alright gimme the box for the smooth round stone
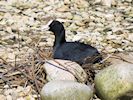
[65,12,73,20]
[0,95,6,100]
[125,0,132,2]
[68,23,78,31]
[95,62,133,100]
[41,81,93,100]
[81,12,89,19]
[44,59,87,83]
[128,33,133,42]
[57,5,69,12]
[73,15,82,21]
[105,13,114,21]
[101,0,113,7]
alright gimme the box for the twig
[31,55,41,100]
[111,55,133,64]
[0,56,14,68]
[100,54,113,63]
[17,31,21,51]
[0,74,11,88]
[17,69,33,80]
[45,60,69,72]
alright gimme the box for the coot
[48,20,102,65]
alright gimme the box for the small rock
[101,0,113,7]
[105,13,114,21]
[96,23,104,27]
[46,38,54,46]
[57,5,69,12]
[73,15,82,21]
[65,12,73,20]
[128,33,133,42]
[95,62,133,100]
[105,45,116,53]
[89,16,95,21]
[77,27,84,32]
[68,23,78,31]
[64,0,71,4]
[81,12,89,19]
[106,34,117,40]
[4,89,13,96]
[0,95,6,100]
[41,81,93,100]
[8,53,15,61]
[6,95,12,100]
[117,48,124,52]
[76,0,89,8]
[75,21,84,26]
[94,0,102,4]
[125,0,132,2]
[72,34,83,41]
[89,22,96,27]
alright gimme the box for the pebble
[128,33,133,42]
[81,12,89,19]
[0,95,6,100]
[65,12,73,20]
[94,0,102,4]
[89,22,96,27]
[105,13,114,21]
[64,0,71,4]
[73,15,82,21]
[68,23,78,31]
[57,5,69,12]
[6,95,12,100]
[125,0,132,2]
[101,0,112,7]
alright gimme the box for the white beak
[41,20,53,31]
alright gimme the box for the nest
[0,44,110,99]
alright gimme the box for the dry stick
[0,57,14,69]
[99,53,133,64]
[14,55,17,69]
[45,60,69,72]
[111,55,133,64]
[33,38,45,92]
[23,36,40,52]
[22,36,45,95]
[34,63,43,77]
[31,55,41,100]
[0,56,30,78]
[0,57,17,87]
[0,56,34,84]
[24,80,28,88]
[100,54,113,63]
[0,74,12,88]
[54,60,72,71]
[17,31,21,51]
[36,37,42,47]
[34,58,46,81]
[17,68,33,80]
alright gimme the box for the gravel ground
[0,0,133,100]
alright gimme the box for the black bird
[48,20,102,65]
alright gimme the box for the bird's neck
[54,30,66,48]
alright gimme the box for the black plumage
[49,20,102,65]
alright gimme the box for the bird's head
[49,20,65,34]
